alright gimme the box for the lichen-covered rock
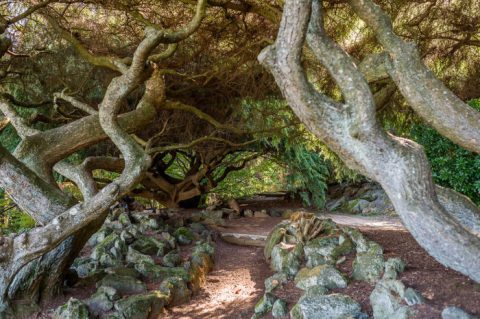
[163,251,182,267]
[442,307,476,319]
[159,277,192,306]
[88,227,113,247]
[193,242,215,256]
[264,223,287,260]
[114,292,167,319]
[188,248,215,292]
[304,237,338,267]
[71,257,99,278]
[272,299,289,318]
[85,286,119,315]
[126,246,155,266]
[294,265,347,290]
[53,298,90,319]
[98,274,147,295]
[174,227,195,245]
[130,236,167,256]
[91,233,126,267]
[352,243,385,283]
[290,291,362,319]
[342,227,369,252]
[104,266,140,278]
[253,293,277,318]
[331,235,354,260]
[383,258,406,280]
[135,262,190,281]
[370,279,411,319]
[270,243,301,277]
[265,273,288,293]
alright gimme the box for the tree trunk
[259,0,480,282]
[5,214,106,316]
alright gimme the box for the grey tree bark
[259,0,480,283]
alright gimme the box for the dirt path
[164,215,480,319]
[163,235,273,319]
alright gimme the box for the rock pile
[253,213,424,319]
[53,208,216,319]
[326,182,395,216]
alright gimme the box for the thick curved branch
[0,146,74,225]
[349,0,480,154]
[147,135,257,154]
[0,99,39,139]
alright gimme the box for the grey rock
[130,236,166,256]
[290,291,362,319]
[53,298,90,319]
[114,292,167,319]
[294,265,347,290]
[272,299,289,318]
[254,293,277,316]
[135,262,190,281]
[264,223,288,260]
[163,251,182,267]
[98,274,147,295]
[85,286,119,315]
[174,227,195,245]
[270,243,301,277]
[159,277,192,306]
[265,273,288,293]
[442,307,476,319]
[404,288,424,306]
[384,258,406,280]
[126,247,155,266]
[304,237,339,267]
[342,227,369,252]
[71,257,99,278]
[370,279,410,319]
[352,243,385,283]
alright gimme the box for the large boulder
[270,243,302,277]
[53,298,90,319]
[370,279,411,319]
[294,265,348,290]
[98,274,147,295]
[114,292,168,319]
[290,290,363,319]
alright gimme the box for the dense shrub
[410,99,480,204]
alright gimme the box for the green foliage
[0,190,35,234]
[212,157,285,200]
[410,100,480,204]
[271,141,329,208]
